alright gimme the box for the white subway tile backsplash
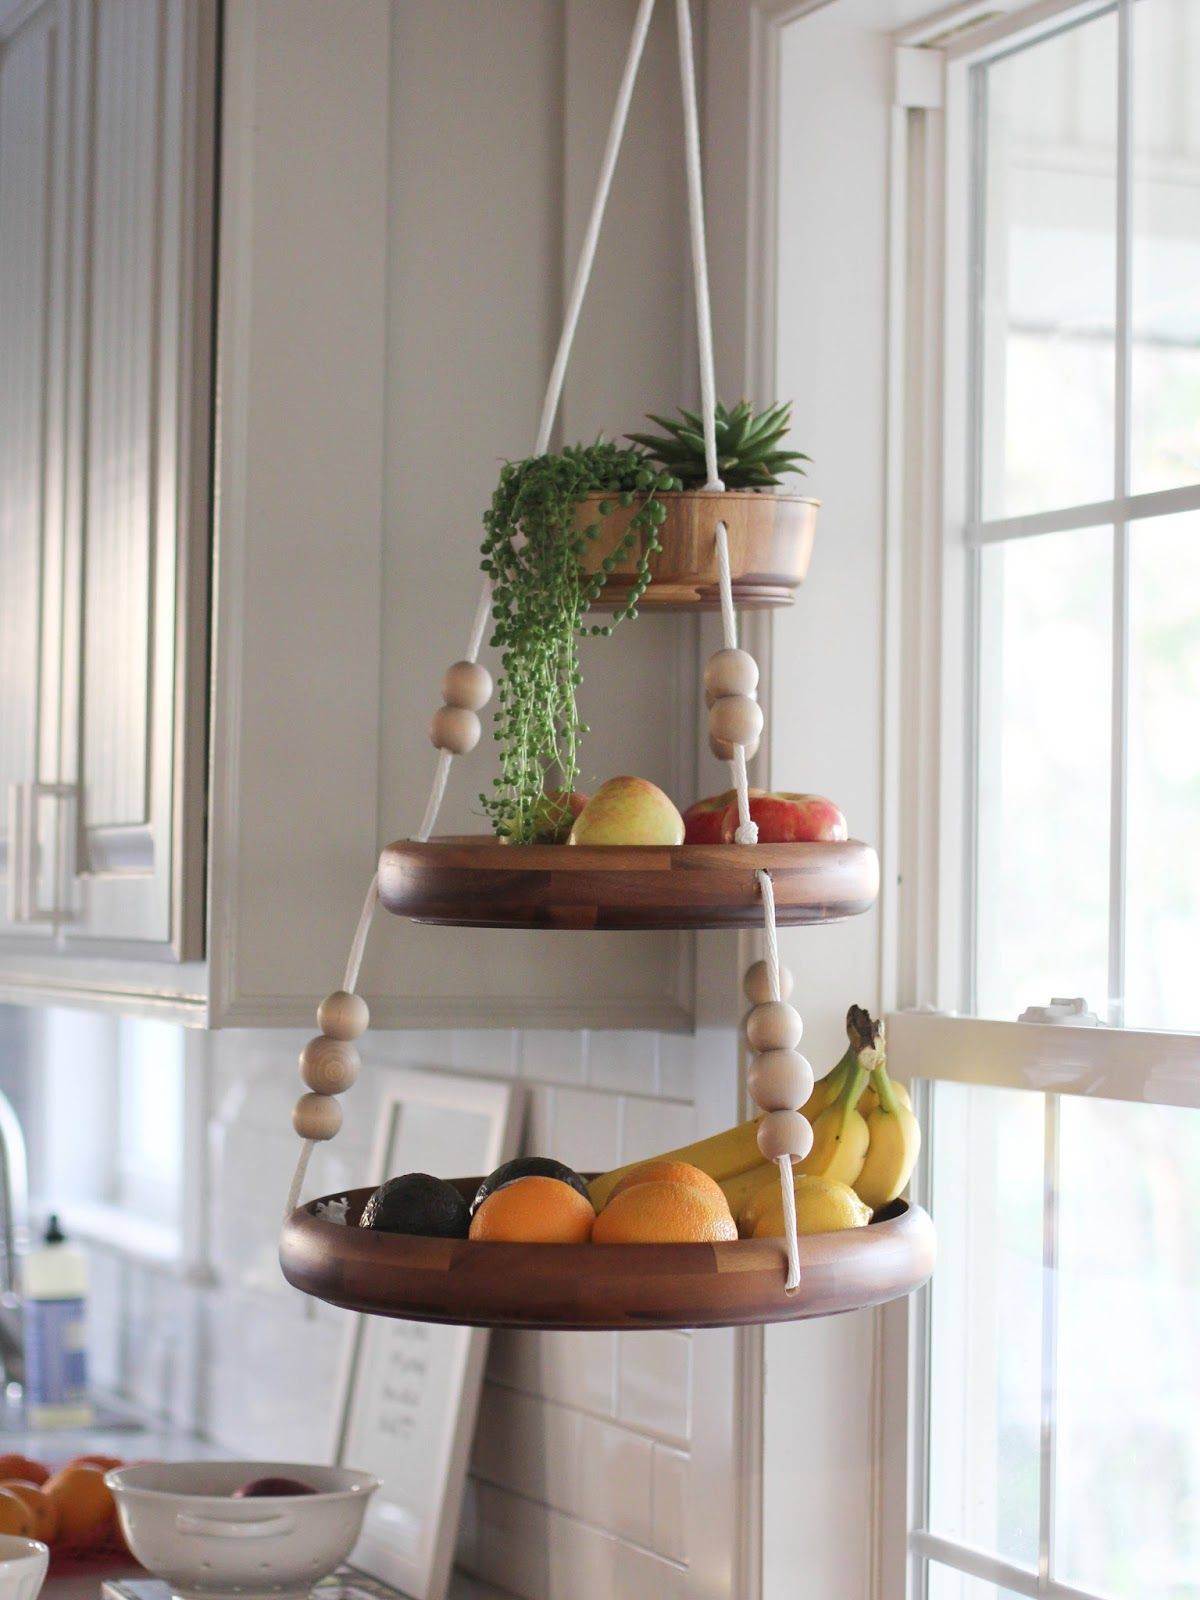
[616,1333,692,1446]
[619,1096,695,1163]
[651,1445,688,1563]
[585,1031,657,1094]
[550,1088,622,1173]
[518,1030,586,1085]
[486,1329,617,1419]
[656,1034,696,1102]
[450,1031,521,1077]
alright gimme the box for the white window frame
[876,2,1200,1597]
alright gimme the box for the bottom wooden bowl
[279,1181,935,1331]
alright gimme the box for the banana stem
[835,1056,870,1139]
[867,1022,903,1116]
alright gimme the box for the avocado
[471,1157,589,1215]
[359,1173,470,1238]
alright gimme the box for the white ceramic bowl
[106,1462,379,1600]
[0,1536,49,1600]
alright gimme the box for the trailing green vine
[479,442,680,844]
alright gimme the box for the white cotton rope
[284,0,657,1220]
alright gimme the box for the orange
[0,1487,34,1538]
[65,1454,122,1474]
[592,1180,737,1244]
[607,1160,727,1208]
[0,1455,48,1487]
[0,1481,58,1544]
[469,1176,594,1243]
[43,1464,115,1552]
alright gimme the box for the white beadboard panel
[586,1031,658,1095]
[518,1030,587,1087]
[616,1332,693,1447]
[463,1480,686,1600]
[619,1095,696,1163]
[471,1384,655,1552]
[651,1445,688,1565]
[550,1086,623,1174]
[486,1328,618,1421]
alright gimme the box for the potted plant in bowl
[579,400,817,610]
[479,440,680,845]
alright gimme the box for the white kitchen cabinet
[0,0,214,969]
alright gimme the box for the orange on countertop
[469,1175,595,1243]
[592,1180,737,1244]
[0,1480,58,1544]
[607,1159,728,1208]
[0,1486,35,1538]
[43,1463,115,1552]
[0,1455,48,1487]
[64,1454,123,1474]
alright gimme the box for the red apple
[719,792,847,844]
[682,787,764,845]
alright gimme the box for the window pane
[1054,1097,1200,1595]
[927,1083,1044,1571]
[1125,511,1200,1029]
[927,1563,1027,1600]
[1131,0,1200,494]
[979,11,1118,519]
[975,528,1112,1021]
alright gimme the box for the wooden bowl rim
[382,835,875,872]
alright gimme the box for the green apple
[567,776,685,846]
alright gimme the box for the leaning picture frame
[330,1067,520,1600]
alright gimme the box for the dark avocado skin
[359,1172,471,1237]
[471,1156,589,1215]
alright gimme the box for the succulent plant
[627,399,809,490]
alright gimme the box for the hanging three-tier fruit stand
[278,0,934,1332]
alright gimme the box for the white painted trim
[968,481,1200,544]
[909,1529,1099,1599]
[887,1010,1200,1109]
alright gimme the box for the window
[884,3,1200,1598]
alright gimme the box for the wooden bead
[747,1049,814,1112]
[430,704,481,754]
[709,694,763,749]
[757,1108,814,1162]
[745,1000,804,1053]
[317,989,370,1040]
[710,729,760,762]
[704,647,759,700]
[300,1035,360,1095]
[442,660,493,711]
[743,959,794,1004]
[293,1092,343,1141]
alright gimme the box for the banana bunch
[587,1004,918,1235]
[798,1006,920,1210]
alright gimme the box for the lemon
[744,1173,871,1238]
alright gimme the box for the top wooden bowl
[279,1183,936,1331]
[577,489,818,609]
[377,836,879,931]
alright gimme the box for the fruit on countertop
[472,1157,590,1215]
[1,1480,59,1543]
[44,1463,116,1552]
[0,1486,34,1538]
[0,1456,49,1487]
[567,777,685,846]
[682,787,763,845]
[588,1114,762,1211]
[469,1176,596,1243]
[592,1181,737,1244]
[607,1160,727,1208]
[740,1174,871,1240]
[720,792,847,844]
[232,1477,317,1498]
[359,1173,471,1238]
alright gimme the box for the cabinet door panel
[59,0,214,956]
[0,0,69,941]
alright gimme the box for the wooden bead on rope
[710,728,760,762]
[748,1049,815,1113]
[300,1035,360,1095]
[709,694,763,749]
[704,647,759,700]
[743,959,794,1004]
[442,660,493,711]
[317,989,369,1041]
[293,1092,343,1141]
[757,1107,814,1162]
[744,999,803,1053]
[430,704,481,754]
